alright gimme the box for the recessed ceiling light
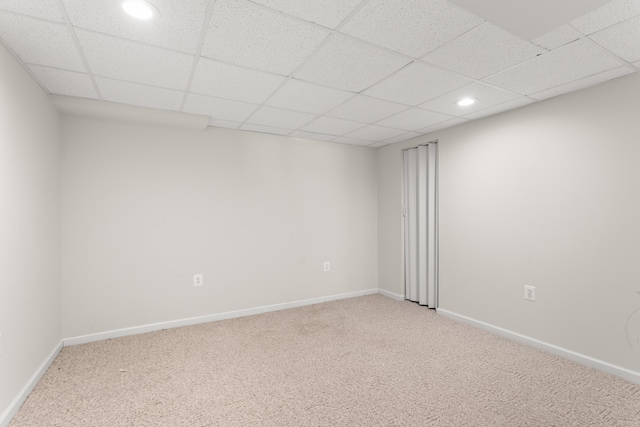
[456,97,477,107]
[122,0,159,20]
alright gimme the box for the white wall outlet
[194,274,203,287]
[524,285,536,301]
[323,261,330,272]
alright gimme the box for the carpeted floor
[11,295,640,426]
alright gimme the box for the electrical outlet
[194,274,203,287]
[323,261,330,272]
[524,285,536,301]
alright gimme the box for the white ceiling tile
[448,0,611,41]
[240,123,292,136]
[247,106,315,129]
[208,118,241,129]
[28,65,97,99]
[294,35,410,92]
[266,79,354,114]
[529,66,635,100]
[419,83,520,117]
[77,30,193,90]
[96,77,184,111]
[376,108,453,131]
[589,16,640,62]
[183,93,258,122]
[417,117,468,134]
[368,142,386,148]
[571,0,640,35]
[383,132,422,144]
[191,58,285,104]
[249,0,362,29]
[62,0,208,53]
[423,23,545,79]
[634,60,640,67]
[0,13,84,71]
[532,25,583,50]
[289,130,336,142]
[326,95,408,123]
[340,0,484,58]
[344,125,408,141]
[363,62,472,106]
[462,97,534,120]
[332,137,371,146]
[484,39,624,95]
[301,116,365,135]
[0,0,63,21]
[201,0,329,75]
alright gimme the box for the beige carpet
[11,295,640,426]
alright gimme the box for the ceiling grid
[0,0,637,147]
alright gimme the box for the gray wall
[377,74,640,372]
[61,118,379,338]
[0,45,62,416]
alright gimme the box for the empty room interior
[1,0,640,425]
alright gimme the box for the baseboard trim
[436,308,640,385]
[378,289,405,301]
[0,340,63,427]
[64,289,379,346]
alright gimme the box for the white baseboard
[378,289,405,301]
[64,288,379,346]
[0,340,63,427]
[437,308,640,385]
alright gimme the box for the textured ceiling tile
[301,116,365,135]
[529,66,635,100]
[532,25,583,50]
[417,117,468,134]
[240,123,292,136]
[462,97,534,120]
[289,130,336,141]
[419,83,520,116]
[383,132,422,144]
[247,106,316,129]
[340,0,484,58]
[363,62,472,106]
[368,142,386,148]
[344,124,407,141]
[0,13,84,71]
[0,0,63,21]
[376,108,453,131]
[183,93,258,122]
[294,35,410,92]
[28,65,97,99]
[325,95,407,123]
[588,16,640,62]
[201,0,329,75]
[571,0,640,35]
[423,23,545,79]
[208,118,241,129]
[62,0,208,53]
[484,39,624,95]
[77,31,192,90]
[249,0,362,29]
[96,77,184,111]
[266,79,354,114]
[190,58,285,104]
[332,137,371,146]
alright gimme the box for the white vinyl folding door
[403,143,438,308]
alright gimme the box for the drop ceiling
[0,0,638,148]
